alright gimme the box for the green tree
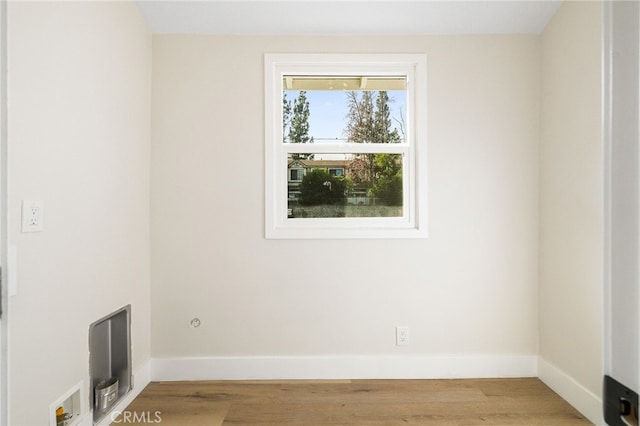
[283,92,292,143]
[370,153,402,206]
[299,169,347,206]
[345,91,375,144]
[374,91,391,143]
[344,91,400,191]
[371,93,402,204]
[345,91,376,187]
[289,91,314,160]
[374,91,401,144]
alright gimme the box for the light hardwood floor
[119,378,592,425]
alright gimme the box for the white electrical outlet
[22,200,44,233]
[396,326,410,346]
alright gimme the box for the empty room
[0,0,638,425]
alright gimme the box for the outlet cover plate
[396,326,410,346]
[22,200,44,233]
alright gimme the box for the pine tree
[288,91,314,160]
[374,91,391,143]
[283,92,292,143]
[373,91,400,144]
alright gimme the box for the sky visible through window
[284,90,406,143]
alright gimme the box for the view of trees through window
[284,81,407,219]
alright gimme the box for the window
[265,54,427,239]
[289,168,304,182]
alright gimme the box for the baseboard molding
[151,354,537,381]
[93,360,151,426]
[538,357,603,425]
[125,356,604,425]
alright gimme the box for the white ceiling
[134,1,563,35]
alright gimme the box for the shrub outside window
[265,54,427,239]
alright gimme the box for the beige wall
[151,35,540,359]
[539,0,603,399]
[7,2,152,425]
[3,1,607,423]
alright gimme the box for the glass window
[265,54,427,239]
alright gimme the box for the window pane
[287,153,403,219]
[266,54,427,238]
[283,76,407,145]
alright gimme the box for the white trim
[92,356,608,426]
[265,53,428,239]
[150,355,537,382]
[538,358,603,426]
[141,356,606,424]
[602,0,613,378]
[0,0,8,423]
[93,360,152,426]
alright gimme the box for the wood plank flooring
[119,379,592,425]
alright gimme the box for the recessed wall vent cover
[89,305,131,424]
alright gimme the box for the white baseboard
[538,357,603,425]
[93,360,151,426]
[151,354,537,381]
[131,356,603,425]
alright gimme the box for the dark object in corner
[604,375,638,426]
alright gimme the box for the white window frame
[265,53,428,239]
